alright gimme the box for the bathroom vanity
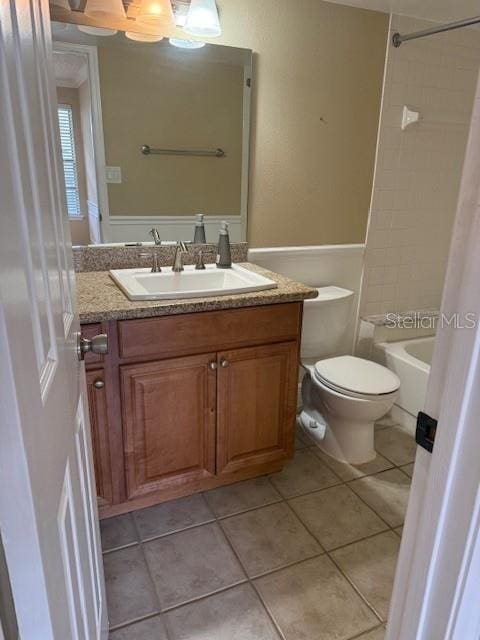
[77,264,316,518]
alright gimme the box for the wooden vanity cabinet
[121,354,217,500]
[216,342,298,475]
[85,369,113,508]
[81,302,302,518]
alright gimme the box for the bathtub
[373,336,435,431]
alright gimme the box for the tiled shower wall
[360,15,480,317]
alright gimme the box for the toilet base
[317,415,377,465]
[299,408,376,465]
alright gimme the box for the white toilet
[299,286,400,465]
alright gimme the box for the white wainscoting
[107,215,244,244]
[248,244,365,356]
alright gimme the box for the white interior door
[387,66,480,639]
[0,1,107,638]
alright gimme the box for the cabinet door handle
[93,379,105,389]
[220,358,229,368]
[209,361,218,370]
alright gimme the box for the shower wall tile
[361,16,480,318]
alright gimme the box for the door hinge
[246,77,251,88]
[416,411,437,453]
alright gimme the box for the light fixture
[78,25,118,36]
[137,0,175,27]
[183,0,221,37]
[169,37,205,49]
[171,0,189,26]
[84,0,126,20]
[126,31,164,42]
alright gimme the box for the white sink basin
[110,263,278,301]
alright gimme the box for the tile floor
[104,420,415,640]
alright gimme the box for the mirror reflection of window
[58,104,81,217]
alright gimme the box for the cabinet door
[121,354,217,499]
[217,341,299,475]
[85,369,113,506]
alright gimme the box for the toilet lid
[314,356,400,396]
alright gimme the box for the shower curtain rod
[392,15,480,47]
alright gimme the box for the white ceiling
[325,0,480,23]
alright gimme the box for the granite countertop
[76,262,318,323]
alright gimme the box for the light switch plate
[105,166,122,183]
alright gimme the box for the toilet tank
[301,286,355,361]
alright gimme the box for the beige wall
[211,0,389,246]
[98,45,244,216]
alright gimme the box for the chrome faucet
[172,241,189,272]
[149,228,161,245]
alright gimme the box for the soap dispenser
[193,213,206,244]
[216,221,232,268]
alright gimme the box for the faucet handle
[195,247,215,270]
[139,251,161,273]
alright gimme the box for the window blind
[57,104,81,217]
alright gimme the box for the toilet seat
[313,355,400,399]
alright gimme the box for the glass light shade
[84,0,126,19]
[137,0,174,27]
[78,25,118,36]
[172,0,189,26]
[126,31,164,42]
[183,0,221,37]
[169,38,205,49]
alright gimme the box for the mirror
[51,22,252,246]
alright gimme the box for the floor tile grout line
[102,459,409,557]
[101,426,412,554]
[289,435,412,532]
[105,477,407,630]
[104,425,413,635]
[326,550,385,624]
[326,527,399,555]
[212,458,402,604]
[126,454,408,609]
[347,622,386,640]
[346,473,410,531]
[247,550,325,581]
[102,540,139,555]
[132,513,171,639]
[249,581,287,640]
[281,499,385,625]
[341,481,401,532]
[135,517,217,545]
[159,577,249,614]
[108,610,163,633]
[208,496,284,521]
[107,500,378,631]
[213,520,287,640]
[139,521,249,618]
